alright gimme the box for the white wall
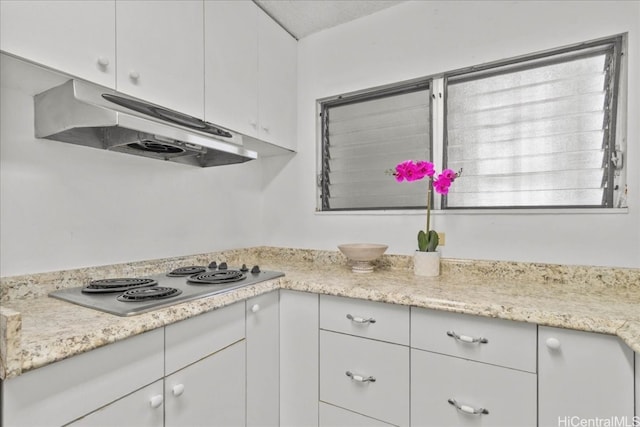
[0,55,266,276]
[263,0,640,268]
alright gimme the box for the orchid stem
[426,179,432,234]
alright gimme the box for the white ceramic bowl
[338,243,388,273]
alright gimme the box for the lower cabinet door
[246,291,280,427]
[70,380,164,427]
[320,330,410,427]
[165,339,246,427]
[320,402,397,427]
[411,349,536,427]
[538,326,634,427]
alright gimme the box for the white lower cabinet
[246,291,280,427]
[411,349,536,427]
[320,330,410,427]
[320,402,396,427]
[165,340,246,426]
[70,380,164,427]
[2,328,164,427]
[280,290,320,427]
[538,326,635,427]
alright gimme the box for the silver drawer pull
[345,371,376,383]
[448,398,489,415]
[346,314,376,324]
[447,330,488,344]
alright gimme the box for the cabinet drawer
[320,330,409,427]
[165,302,245,375]
[320,295,409,345]
[411,349,537,427]
[411,308,536,372]
[320,402,396,427]
[2,328,164,427]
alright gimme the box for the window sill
[314,208,629,216]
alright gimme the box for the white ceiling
[253,0,406,40]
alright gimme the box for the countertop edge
[2,262,639,380]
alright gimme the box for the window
[318,34,626,211]
[319,81,431,210]
[444,36,624,208]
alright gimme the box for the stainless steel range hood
[34,79,257,167]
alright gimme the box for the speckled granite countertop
[1,247,639,380]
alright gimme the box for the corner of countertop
[0,305,22,380]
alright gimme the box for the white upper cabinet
[257,7,297,151]
[0,0,116,88]
[115,0,204,118]
[204,1,297,151]
[204,0,259,137]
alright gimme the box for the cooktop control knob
[219,262,228,270]
[251,265,261,274]
[240,264,249,272]
[208,261,217,270]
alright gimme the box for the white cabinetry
[320,330,410,427]
[115,0,204,117]
[411,307,537,427]
[319,295,410,427]
[538,326,635,427]
[256,7,297,151]
[0,0,116,88]
[164,302,246,426]
[165,341,245,426]
[204,0,258,138]
[319,402,396,427]
[204,0,297,151]
[320,294,410,345]
[2,328,164,426]
[280,290,319,427]
[246,291,280,427]
[70,380,164,427]
[411,349,536,427]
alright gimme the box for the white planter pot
[414,251,440,277]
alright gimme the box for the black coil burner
[187,270,246,285]
[167,266,207,277]
[82,278,158,293]
[117,287,182,302]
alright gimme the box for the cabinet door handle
[129,70,140,81]
[345,371,376,383]
[251,304,260,313]
[149,394,163,408]
[447,330,488,344]
[448,398,489,415]
[545,337,561,350]
[346,314,376,324]
[172,384,185,397]
[97,56,110,67]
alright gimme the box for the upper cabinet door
[204,0,259,137]
[0,0,116,88]
[258,8,297,151]
[115,0,204,118]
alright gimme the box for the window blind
[445,39,621,208]
[320,83,431,210]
